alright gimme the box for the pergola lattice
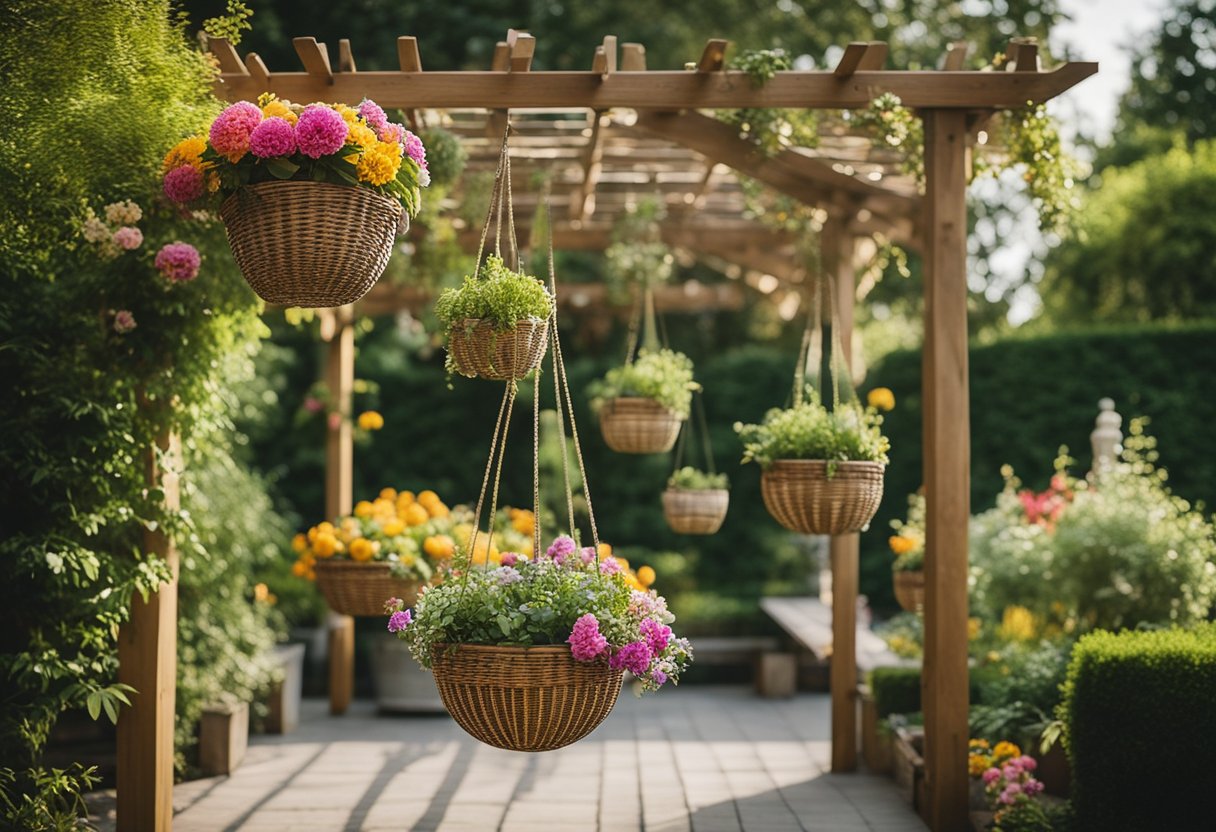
[116,29,1094,832]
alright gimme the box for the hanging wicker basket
[431,644,623,752]
[314,560,420,617]
[447,318,550,381]
[662,488,730,535]
[599,397,683,454]
[219,180,404,308]
[760,459,885,535]
[893,570,925,613]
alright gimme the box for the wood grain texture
[293,37,332,83]
[325,311,355,716]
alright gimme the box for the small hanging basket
[431,644,623,752]
[760,459,885,535]
[599,397,683,454]
[893,569,925,613]
[662,488,729,535]
[313,560,420,617]
[219,180,404,308]
[447,318,550,381]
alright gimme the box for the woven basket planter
[662,488,730,535]
[599,397,683,454]
[313,560,420,618]
[447,318,549,381]
[219,180,403,308]
[893,570,925,613]
[431,644,623,752]
[760,459,885,535]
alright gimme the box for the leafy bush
[869,666,921,717]
[589,348,699,418]
[969,641,1071,747]
[734,389,890,469]
[434,255,551,330]
[667,467,729,491]
[1061,625,1216,831]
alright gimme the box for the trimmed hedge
[870,666,922,717]
[1061,625,1216,831]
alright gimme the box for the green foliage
[416,126,467,187]
[603,198,672,301]
[589,348,699,418]
[869,666,921,718]
[667,467,728,492]
[1060,625,1216,831]
[1041,140,1216,323]
[434,255,552,330]
[851,93,923,178]
[201,0,252,44]
[718,49,818,155]
[970,641,1070,747]
[734,389,890,468]
[0,765,98,832]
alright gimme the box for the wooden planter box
[892,725,927,816]
[263,643,306,735]
[370,633,446,713]
[755,652,797,698]
[1034,742,1071,797]
[859,687,893,774]
[199,701,249,777]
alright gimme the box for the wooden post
[116,431,180,832]
[325,306,356,716]
[823,216,860,772]
[921,108,971,832]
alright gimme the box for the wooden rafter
[570,110,607,222]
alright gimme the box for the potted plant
[435,254,553,381]
[889,492,926,612]
[663,466,730,535]
[162,95,429,306]
[590,348,698,454]
[292,487,461,617]
[387,535,693,751]
[734,387,892,535]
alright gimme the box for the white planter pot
[371,633,446,713]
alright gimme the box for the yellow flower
[354,500,375,518]
[417,490,440,507]
[597,542,613,560]
[511,509,536,536]
[636,565,656,587]
[335,103,359,125]
[382,519,405,537]
[373,497,396,517]
[357,411,384,431]
[969,739,991,750]
[969,754,992,776]
[403,503,429,527]
[992,741,1021,761]
[998,605,1037,642]
[349,537,377,562]
[867,387,896,411]
[162,135,207,174]
[426,501,450,519]
[967,617,982,641]
[260,96,298,124]
[291,533,307,553]
[253,582,270,602]
[888,535,916,556]
[379,487,398,501]
[424,534,456,559]
[312,531,338,558]
[348,122,377,149]
[355,140,402,186]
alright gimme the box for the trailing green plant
[667,467,729,491]
[434,255,552,331]
[734,387,890,471]
[1060,624,1216,831]
[604,197,673,303]
[588,348,699,418]
[0,765,98,832]
[718,49,819,155]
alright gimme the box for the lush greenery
[1061,625,1216,831]
[667,467,729,492]
[735,389,890,469]
[603,198,672,302]
[869,666,921,718]
[589,348,699,418]
[719,48,818,155]
[434,255,551,331]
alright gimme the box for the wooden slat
[397,36,422,73]
[116,431,180,832]
[245,52,270,88]
[508,30,535,73]
[324,307,355,716]
[214,63,1097,109]
[592,46,607,75]
[943,41,969,71]
[293,37,333,83]
[209,37,247,75]
[338,39,356,73]
[857,42,888,71]
[921,107,972,832]
[569,110,607,221]
[1010,40,1040,72]
[491,41,511,71]
[620,42,647,71]
[598,35,617,76]
[833,42,869,77]
[696,38,729,72]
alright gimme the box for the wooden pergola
[116,29,1094,832]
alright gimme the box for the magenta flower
[640,618,671,657]
[599,558,622,576]
[546,535,577,564]
[384,597,402,613]
[500,551,519,568]
[579,546,596,565]
[155,242,201,282]
[609,640,652,676]
[112,226,143,250]
[295,105,349,159]
[249,116,296,158]
[357,99,388,131]
[210,101,262,161]
[379,122,405,145]
[303,396,324,413]
[650,669,668,686]
[1024,779,1045,796]
[567,613,608,661]
[163,165,204,204]
[1017,755,1037,772]
[403,130,427,168]
[981,767,1002,785]
[113,310,136,334]
[387,609,412,632]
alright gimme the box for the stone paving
[169,686,926,832]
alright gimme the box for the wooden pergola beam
[454,221,798,253]
[695,38,729,72]
[570,110,607,222]
[292,37,333,84]
[834,41,887,77]
[214,63,1097,109]
[338,39,356,73]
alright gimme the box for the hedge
[1060,625,1216,831]
[869,666,922,717]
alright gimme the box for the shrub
[1060,625,1216,831]
[869,666,921,717]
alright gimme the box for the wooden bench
[759,596,916,672]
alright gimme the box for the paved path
[170,686,926,832]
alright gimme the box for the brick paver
[164,686,926,832]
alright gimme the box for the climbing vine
[718,49,819,155]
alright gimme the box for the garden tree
[0,0,285,821]
[1039,140,1216,323]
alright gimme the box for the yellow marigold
[967,617,982,641]
[291,560,309,578]
[356,140,402,186]
[382,519,405,537]
[597,542,613,560]
[348,122,377,149]
[397,490,416,508]
[998,605,1037,642]
[636,565,656,587]
[511,509,536,535]
[867,387,896,412]
[417,490,440,507]
[357,411,384,431]
[349,537,377,562]
[335,103,359,125]
[291,533,308,553]
[312,531,338,558]
[969,739,991,750]
[424,534,456,559]
[379,487,398,501]
[615,557,630,571]
[888,535,916,556]
[968,754,992,776]
[162,135,207,174]
[354,500,375,518]
[992,741,1021,760]
[373,497,396,516]
[426,501,450,519]
[403,503,429,527]
[260,96,298,124]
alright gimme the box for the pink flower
[640,618,671,656]
[609,640,652,676]
[357,99,388,131]
[1024,779,1045,795]
[650,669,668,686]
[154,242,201,282]
[327,412,342,431]
[1017,755,1037,772]
[384,597,402,613]
[303,396,324,413]
[295,105,348,159]
[112,226,143,250]
[546,535,577,564]
[579,546,596,565]
[403,130,427,169]
[600,558,622,575]
[982,767,1002,785]
[163,165,204,204]
[387,609,411,632]
[999,783,1022,805]
[500,551,519,568]
[249,116,296,158]
[379,122,405,145]
[209,101,263,161]
[113,310,136,334]
[567,614,608,661]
